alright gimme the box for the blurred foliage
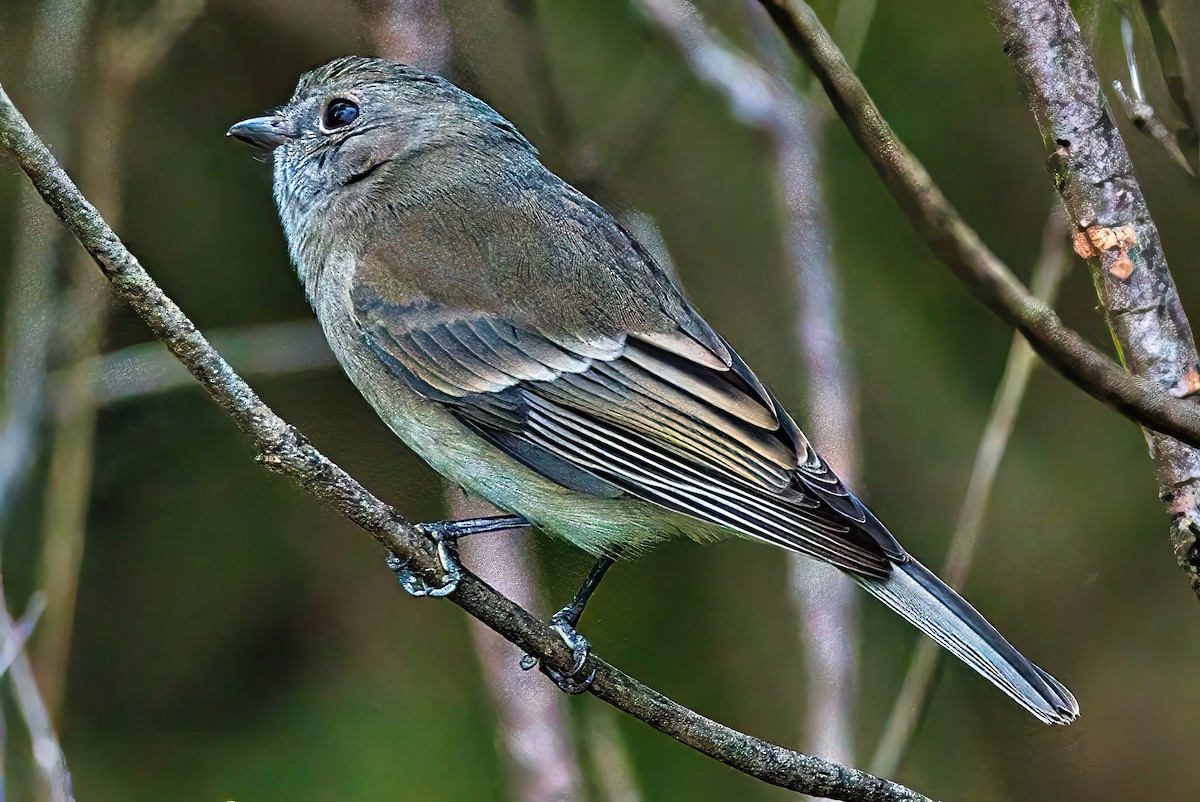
[1,0,1199,799]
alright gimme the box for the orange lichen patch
[1079,224,1139,281]
[1072,230,1094,259]
[1169,365,1200,398]
[1114,226,1138,248]
[1110,256,1134,280]
[1088,226,1121,251]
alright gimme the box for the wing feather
[353,294,896,578]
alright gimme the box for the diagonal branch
[756,0,1200,454]
[987,0,1200,596]
[0,83,929,802]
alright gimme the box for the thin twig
[0,579,70,802]
[0,76,931,802]
[79,321,333,406]
[755,0,1200,453]
[1112,16,1194,175]
[869,210,1071,777]
[987,0,1200,598]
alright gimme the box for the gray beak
[226,115,294,150]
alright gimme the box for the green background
[2,0,1197,799]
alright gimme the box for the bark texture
[989,0,1200,597]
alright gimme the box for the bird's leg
[387,515,529,598]
[521,551,617,694]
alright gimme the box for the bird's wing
[353,285,903,579]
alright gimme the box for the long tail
[856,557,1078,724]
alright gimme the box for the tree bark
[988,0,1200,598]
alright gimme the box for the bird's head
[228,56,535,253]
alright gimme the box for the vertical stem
[779,97,860,769]
[0,2,91,798]
[453,492,586,802]
[34,0,208,723]
[868,210,1070,777]
[364,4,586,798]
[640,0,863,766]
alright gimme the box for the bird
[227,55,1078,723]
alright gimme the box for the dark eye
[323,98,359,130]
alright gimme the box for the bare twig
[0,76,931,802]
[756,0,1200,454]
[988,0,1200,598]
[35,0,208,724]
[1112,16,1194,175]
[869,210,1072,777]
[0,579,70,802]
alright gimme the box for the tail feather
[856,558,1078,724]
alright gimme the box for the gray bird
[228,56,1078,724]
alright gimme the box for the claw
[386,541,462,598]
[549,610,590,675]
[518,606,594,693]
[544,664,596,694]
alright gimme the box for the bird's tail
[855,557,1079,724]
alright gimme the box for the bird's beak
[226,115,294,151]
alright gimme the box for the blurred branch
[78,320,333,405]
[0,583,70,802]
[0,44,932,802]
[367,4,587,798]
[505,0,574,153]
[829,0,875,73]
[756,1,1200,462]
[987,0,1200,597]
[0,0,89,538]
[454,493,585,802]
[585,704,642,802]
[35,0,208,725]
[1112,15,1195,175]
[637,0,860,768]
[0,1,91,799]
[869,209,1071,777]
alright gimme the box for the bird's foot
[519,607,595,694]
[385,516,527,598]
[387,538,462,598]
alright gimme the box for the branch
[756,0,1200,453]
[987,0,1200,595]
[1113,16,1194,176]
[0,83,930,802]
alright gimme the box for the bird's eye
[323,98,359,130]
